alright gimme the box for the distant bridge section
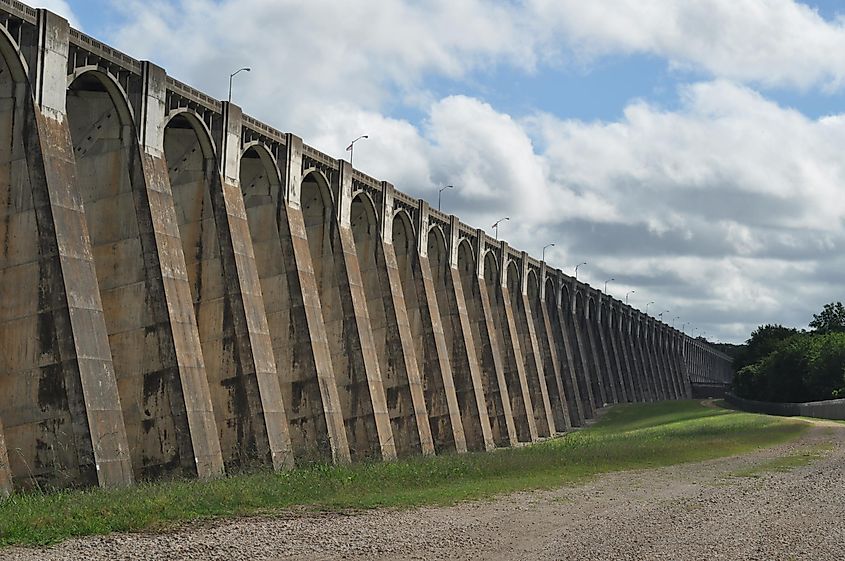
[0,2,733,494]
[686,340,734,398]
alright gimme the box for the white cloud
[99,0,845,342]
[531,0,845,91]
[109,0,845,114]
[32,0,79,27]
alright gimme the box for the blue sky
[45,0,845,343]
[64,0,845,123]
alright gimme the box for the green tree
[733,324,799,372]
[809,302,845,334]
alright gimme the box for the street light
[228,67,251,103]
[658,310,669,320]
[672,316,680,328]
[604,278,614,293]
[437,185,454,211]
[575,262,587,279]
[542,243,555,262]
[626,289,635,305]
[345,135,369,167]
[646,301,655,315]
[492,217,510,240]
[681,322,687,333]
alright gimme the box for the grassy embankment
[0,400,808,546]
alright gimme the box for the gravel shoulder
[4,417,844,561]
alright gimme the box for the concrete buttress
[102,59,226,480]
[246,133,350,464]
[0,416,11,498]
[403,201,466,453]
[430,216,494,452]
[0,9,133,489]
[515,257,556,436]
[570,294,600,415]
[462,233,518,447]
[302,160,394,461]
[535,267,571,432]
[494,245,538,442]
[350,182,434,457]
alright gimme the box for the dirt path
[5,419,845,561]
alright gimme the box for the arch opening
[353,194,422,457]
[426,225,448,286]
[527,270,539,305]
[392,211,416,290]
[240,144,336,461]
[544,278,557,311]
[302,173,388,461]
[66,70,179,480]
[240,145,279,201]
[483,251,498,288]
[166,112,259,471]
[301,170,333,292]
[506,261,520,299]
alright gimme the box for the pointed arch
[526,269,539,303]
[241,142,281,200]
[164,109,216,161]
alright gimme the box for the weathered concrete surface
[118,60,227,480]
[516,267,556,436]
[301,166,394,462]
[441,264,496,451]
[600,303,628,404]
[550,295,586,426]
[431,222,494,452]
[351,187,434,458]
[605,307,633,404]
[392,203,466,454]
[535,274,571,432]
[569,299,598,416]
[0,416,11,499]
[460,239,517,448]
[214,104,293,472]
[492,254,537,443]
[0,10,133,490]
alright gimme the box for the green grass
[0,400,808,547]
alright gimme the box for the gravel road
[4,417,844,561]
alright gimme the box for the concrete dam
[0,2,733,495]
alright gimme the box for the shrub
[735,332,845,403]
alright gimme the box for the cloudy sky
[38,0,845,343]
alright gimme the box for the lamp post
[228,67,251,103]
[437,185,454,211]
[542,243,555,262]
[646,301,655,315]
[672,316,679,328]
[681,322,687,333]
[604,278,614,293]
[345,135,368,167]
[626,290,635,305]
[492,217,510,240]
[575,262,587,279]
[658,310,669,320]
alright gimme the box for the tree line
[733,302,845,403]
